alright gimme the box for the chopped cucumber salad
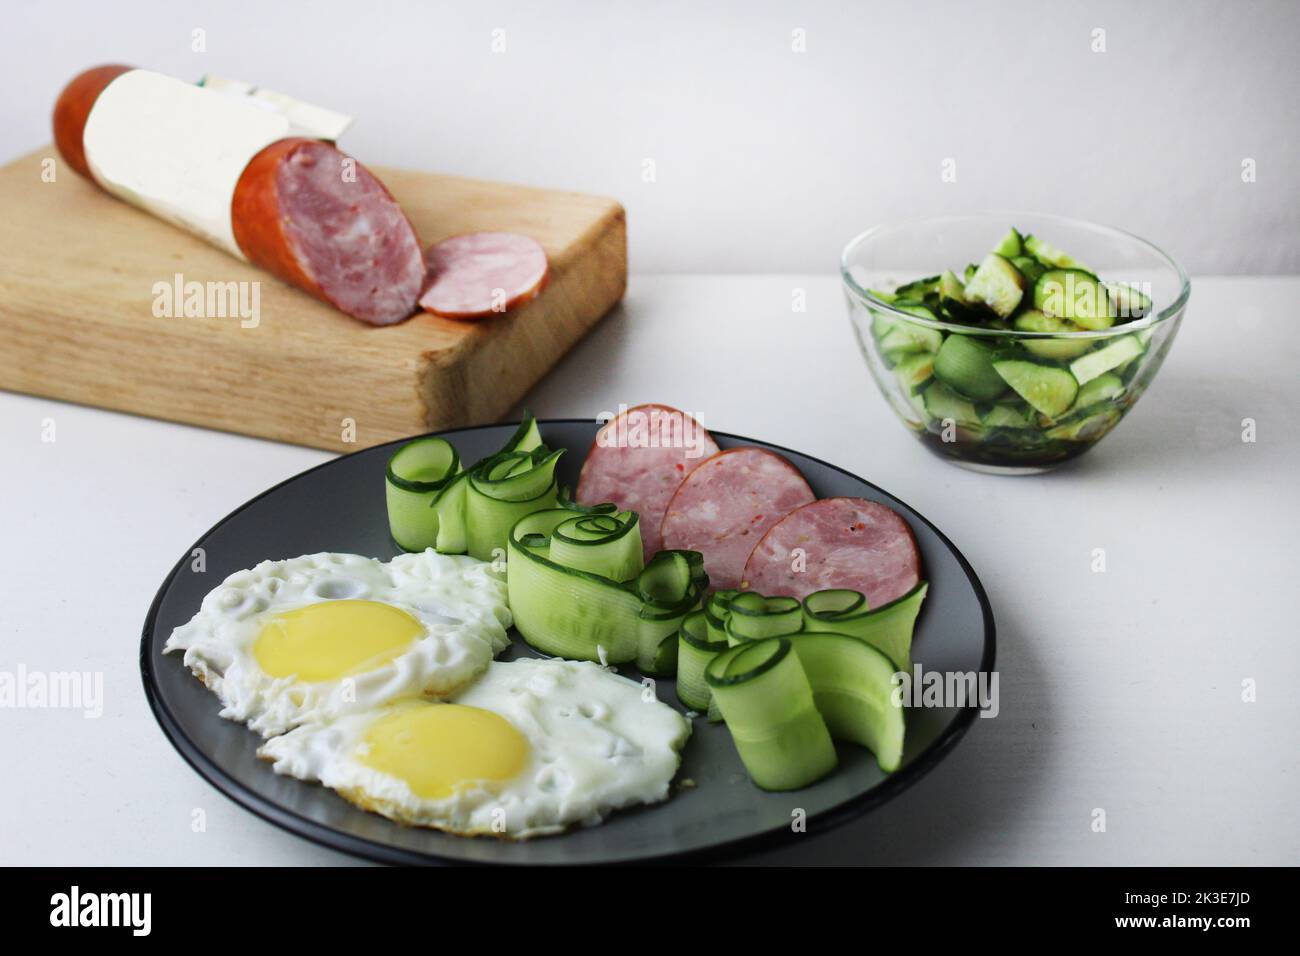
[868,227,1158,461]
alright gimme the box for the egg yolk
[359,703,529,799]
[253,600,424,683]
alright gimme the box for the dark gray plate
[141,420,995,865]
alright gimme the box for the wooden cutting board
[0,147,625,451]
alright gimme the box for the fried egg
[258,658,691,838]
[164,551,511,737]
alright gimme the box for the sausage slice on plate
[742,497,921,605]
[660,448,815,591]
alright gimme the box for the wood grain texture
[0,147,626,451]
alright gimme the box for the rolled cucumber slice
[700,590,736,719]
[677,609,727,713]
[465,448,563,561]
[635,550,705,674]
[1069,335,1144,385]
[933,334,1006,401]
[385,410,560,559]
[706,639,838,791]
[801,581,928,673]
[922,382,981,427]
[964,254,1025,317]
[1033,269,1114,330]
[704,589,737,643]
[507,508,708,666]
[725,592,804,646]
[385,437,461,552]
[992,360,1079,419]
[788,632,906,773]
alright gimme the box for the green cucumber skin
[1033,269,1114,330]
[1069,335,1145,385]
[991,227,1023,258]
[508,509,708,667]
[1023,234,1089,271]
[802,581,928,674]
[893,275,941,300]
[384,437,462,552]
[992,360,1079,419]
[922,382,981,428]
[932,334,1007,402]
[706,641,839,791]
[788,632,906,773]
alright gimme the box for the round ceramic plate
[141,420,995,865]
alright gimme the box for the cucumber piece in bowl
[991,227,1023,258]
[876,301,944,354]
[1045,407,1122,442]
[992,359,1079,419]
[1033,269,1114,330]
[1107,282,1153,320]
[933,333,1006,401]
[1072,372,1125,409]
[1010,255,1046,284]
[922,381,981,427]
[1023,233,1090,271]
[1012,309,1095,360]
[982,402,1034,429]
[964,254,1025,317]
[1069,334,1144,384]
[893,352,935,391]
[893,274,941,300]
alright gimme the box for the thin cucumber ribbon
[688,583,928,787]
[800,582,928,672]
[507,505,708,673]
[385,413,562,561]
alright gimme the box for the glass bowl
[841,213,1190,474]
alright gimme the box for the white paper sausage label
[82,70,350,258]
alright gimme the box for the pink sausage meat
[660,448,815,591]
[575,404,719,563]
[419,231,549,319]
[741,497,921,605]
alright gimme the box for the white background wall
[4,0,1297,274]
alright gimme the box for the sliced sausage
[660,448,815,591]
[575,404,719,564]
[52,66,423,325]
[419,232,549,319]
[232,138,425,325]
[742,497,921,606]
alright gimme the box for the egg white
[164,550,511,737]
[258,658,692,838]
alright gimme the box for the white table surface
[2,274,1296,866]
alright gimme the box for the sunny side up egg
[164,551,511,737]
[259,658,692,838]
